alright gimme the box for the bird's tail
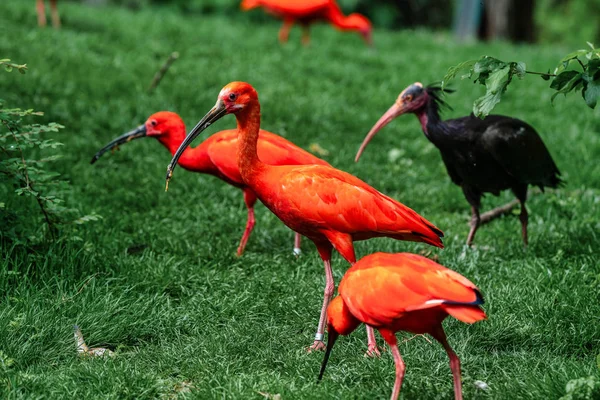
[441,289,486,323]
[443,305,487,324]
[241,0,261,10]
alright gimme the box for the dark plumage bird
[356,82,562,246]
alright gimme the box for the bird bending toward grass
[92,111,329,256]
[319,252,486,400]
[356,82,562,246]
[241,0,372,46]
[165,82,443,354]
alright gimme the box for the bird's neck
[236,104,265,181]
[158,126,211,171]
[416,101,448,144]
[327,6,354,31]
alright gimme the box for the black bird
[355,82,562,246]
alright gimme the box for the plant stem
[525,70,557,77]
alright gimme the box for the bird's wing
[205,130,329,184]
[205,130,245,184]
[266,166,442,246]
[479,116,561,187]
[243,0,330,16]
[439,151,463,185]
[339,253,482,326]
[257,131,330,167]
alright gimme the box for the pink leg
[432,326,463,400]
[466,206,480,247]
[308,244,334,352]
[50,0,60,28]
[279,18,293,43]
[301,25,310,46]
[293,232,302,256]
[237,189,257,257]
[365,326,382,357]
[37,0,47,27]
[386,334,406,400]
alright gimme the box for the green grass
[1,1,600,399]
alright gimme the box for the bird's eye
[405,94,413,102]
[229,93,237,101]
[150,120,158,126]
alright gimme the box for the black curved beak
[90,125,147,164]
[165,100,227,191]
[318,329,339,382]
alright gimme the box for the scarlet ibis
[91,111,330,256]
[319,252,486,400]
[241,0,372,46]
[36,0,60,28]
[165,82,443,354]
[356,82,562,246]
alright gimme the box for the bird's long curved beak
[317,328,339,382]
[90,125,147,164]
[165,100,227,191]
[355,102,406,162]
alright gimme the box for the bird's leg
[237,189,257,257]
[378,331,405,400]
[512,186,529,246]
[479,199,520,225]
[431,326,463,400]
[308,244,334,352]
[301,25,311,46]
[279,18,293,43]
[36,0,47,27]
[293,232,302,257]
[365,326,382,357]
[466,206,481,247]
[50,0,60,28]
[309,258,334,352]
[519,200,528,246]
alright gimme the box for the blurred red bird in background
[241,0,372,45]
[165,83,443,355]
[92,111,329,256]
[319,252,486,400]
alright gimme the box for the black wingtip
[443,289,485,307]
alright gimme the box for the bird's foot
[293,247,302,257]
[306,340,326,352]
[364,344,383,358]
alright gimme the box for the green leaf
[582,73,600,108]
[588,41,596,50]
[442,59,476,89]
[473,65,510,117]
[551,71,580,90]
[557,49,588,71]
[4,65,13,72]
[514,61,527,78]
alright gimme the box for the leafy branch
[0,59,27,74]
[1,59,101,244]
[442,42,600,118]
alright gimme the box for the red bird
[165,83,444,354]
[241,0,372,46]
[319,252,486,400]
[91,111,329,256]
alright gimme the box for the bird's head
[90,111,184,164]
[317,296,361,382]
[165,82,258,189]
[356,82,447,161]
[144,111,185,138]
[346,13,372,46]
